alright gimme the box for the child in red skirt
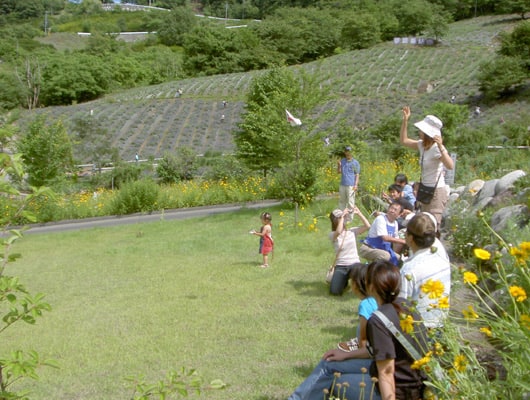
[250,212,273,268]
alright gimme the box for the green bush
[109,179,160,215]
[445,202,496,260]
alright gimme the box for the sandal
[338,338,359,352]
[260,264,269,268]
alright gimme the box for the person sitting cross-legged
[359,202,407,266]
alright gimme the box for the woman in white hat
[400,106,454,228]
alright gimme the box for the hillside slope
[20,15,526,162]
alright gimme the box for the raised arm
[331,208,349,241]
[352,207,371,235]
[400,106,419,150]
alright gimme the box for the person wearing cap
[400,106,454,228]
[337,146,360,220]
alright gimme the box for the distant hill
[19,15,527,162]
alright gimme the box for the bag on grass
[326,265,335,284]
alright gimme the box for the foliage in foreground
[0,153,57,399]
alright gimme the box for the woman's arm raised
[400,106,419,150]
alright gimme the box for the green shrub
[109,179,160,215]
[445,202,497,260]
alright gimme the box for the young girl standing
[250,212,273,268]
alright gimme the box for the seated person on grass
[394,173,416,207]
[382,184,414,229]
[359,202,406,266]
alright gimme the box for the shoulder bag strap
[331,231,347,266]
[373,310,422,360]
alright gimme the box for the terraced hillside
[20,15,526,162]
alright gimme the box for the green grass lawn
[1,198,364,399]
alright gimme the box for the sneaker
[338,338,359,352]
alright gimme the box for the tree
[254,7,341,63]
[496,0,530,19]
[156,148,198,183]
[340,12,381,50]
[39,53,111,106]
[478,21,530,98]
[479,55,528,98]
[70,114,116,168]
[15,57,42,110]
[499,20,530,65]
[157,6,197,46]
[17,115,74,187]
[392,0,451,39]
[234,67,332,207]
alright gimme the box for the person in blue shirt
[337,146,360,219]
[394,173,416,207]
[288,264,377,400]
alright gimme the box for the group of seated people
[287,187,451,400]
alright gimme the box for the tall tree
[234,67,332,206]
[17,116,74,187]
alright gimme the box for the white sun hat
[414,115,443,138]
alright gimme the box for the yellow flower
[520,314,530,329]
[279,211,285,217]
[463,271,478,285]
[400,314,414,334]
[421,279,445,299]
[509,286,527,302]
[480,327,492,337]
[433,342,444,356]
[436,296,450,309]
[462,305,479,320]
[453,354,468,372]
[473,248,491,261]
[411,353,431,370]
[510,244,529,266]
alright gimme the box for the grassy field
[1,198,366,399]
[19,15,528,162]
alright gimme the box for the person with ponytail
[334,260,429,400]
[399,213,451,329]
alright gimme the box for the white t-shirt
[329,229,361,266]
[366,214,399,239]
[399,245,451,328]
[418,140,445,188]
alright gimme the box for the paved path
[22,200,283,235]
